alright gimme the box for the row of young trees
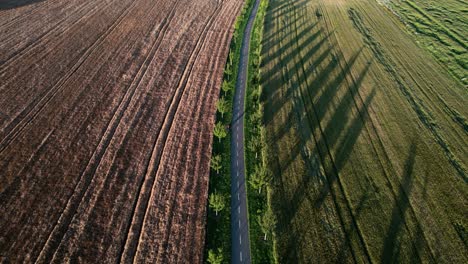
[206,34,239,264]
[245,0,277,260]
[246,98,276,242]
[208,45,236,219]
[206,0,258,261]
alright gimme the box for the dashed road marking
[240,235,242,245]
[240,251,243,262]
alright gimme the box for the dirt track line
[168,2,241,258]
[43,0,187,259]
[131,4,223,260]
[32,1,177,262]
[0,0,137,155]
[154,7,236,261]
[0,0,109,73]
[118,4,223,262]
[175,11,236,261]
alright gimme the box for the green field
[261,0,467,262]
[387,0,468,86]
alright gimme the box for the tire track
[0,0,136,154]
[172,31,228,261]
[153,13,232,261]
[118,3,222,262]
[33,0,180,261]
[175,12,236,261]
[0,0,107,72]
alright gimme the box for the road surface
[230,0,260,263]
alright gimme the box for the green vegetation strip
[243,0,277,262]
[349,7,467,183]
[386,0,467,86]
[204,0,257,262]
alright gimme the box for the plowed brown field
[0,0,242,262]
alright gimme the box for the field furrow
[0,0,242,262]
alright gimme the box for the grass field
[385,0,468,86]
[261,0,467,262]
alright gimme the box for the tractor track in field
[34,0,183,261]
[0,0,138,154]
[119,3,223,262]
[0,0,107,69]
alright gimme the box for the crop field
[0,0,242,262]
[262,0,467,262]
[385,0,468,86]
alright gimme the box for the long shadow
[380,142,418,263]
[264,43,334,138]
[271,44,372,229]
[0,0,45,10]
[263,0,377,261]
[312,64,372,208]
[269,0,308,17]
[313,49,365,121]
[263,30,333,126]
[272,47,374,262]
[268,11,308,35]
[263,27,333,81]
[281,48,367,176]
[335,185,373,262]
[262,21,319,66]
[263,0,309,41]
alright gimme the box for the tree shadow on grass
[267,36,374,264]
[380,142,419,263]
[262,0,380,261]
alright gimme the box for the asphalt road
[230,0,260,263]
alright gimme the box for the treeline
[204,0,257,263]
[244,0,277,262]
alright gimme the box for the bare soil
[0,0,242,262]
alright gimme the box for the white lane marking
[238,206,240,214]
[237,141,239,148]
[237,180,239,187]
[240,235,242,245]
[237,193,240,201]
[239,219,241,228]
[237,160,238,167]
[240,251,243,262]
